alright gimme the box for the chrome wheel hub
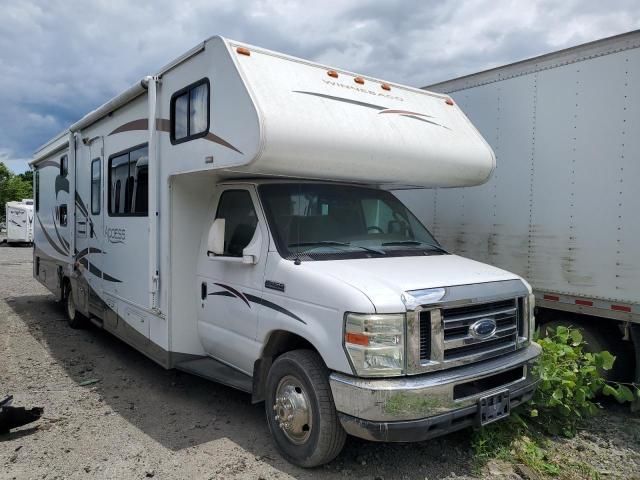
[272,375,312,444]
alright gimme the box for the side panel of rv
[33,150,72,296]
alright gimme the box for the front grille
[419,312,431,360]
[418,297,523,368]
[442,298,520,362]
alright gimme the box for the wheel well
[251,330,318,404]
[536,307,624,338]
[60,275,71,301]
[536,307,636,382]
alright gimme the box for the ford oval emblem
[469,318,497,339]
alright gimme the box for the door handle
[201,282,207,300]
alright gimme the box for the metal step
[175,357,252,393]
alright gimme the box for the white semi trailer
[5,199,34,244]
[399,30,640,385]
[31,36,540,466]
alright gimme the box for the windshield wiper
[381,240,449,254]
[288,241,385,255]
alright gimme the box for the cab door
[197,186,269,374]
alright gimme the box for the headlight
[528,293,535,337]
[344,313,405,377]
[521,294,535,341]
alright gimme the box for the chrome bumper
[330,342,541,426]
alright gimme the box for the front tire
[64,282,86,329]
[265,349,346,467]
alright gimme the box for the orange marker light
[236,47,251,56]
[445,98,454,105]
[345,332,369,346]
[354,76,365,85]
[381,83,391,91]
[327,70,339,78]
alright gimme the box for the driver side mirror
[207,218,225,256]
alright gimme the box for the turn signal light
[345,332,369,346]
[354,76,365,85]
[327,70,339,78]
[236,47,251,56]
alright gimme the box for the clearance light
[354,76,365,85]
[381,83,391,91]
[327,70,339,78]
[236,47,251,56]
[445,98,454,105]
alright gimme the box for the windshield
[259,183,446,261]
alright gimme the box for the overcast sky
[1,0,638,173]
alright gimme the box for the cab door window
[215,190,257,257]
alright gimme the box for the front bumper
[329,342,541,442]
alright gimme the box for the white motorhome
[31,37,540,467]
[5,199,34,244]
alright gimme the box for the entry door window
[91,158,101,214]
[215,190,257,257]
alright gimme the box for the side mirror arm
[242,226,262,265]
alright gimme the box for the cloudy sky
[1,0,638,173]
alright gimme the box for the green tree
[0,162,33,222]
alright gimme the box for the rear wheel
[64,282,86,329]
[265,349,346,467]
[541,318,632,382]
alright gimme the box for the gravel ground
[1,245,639,479]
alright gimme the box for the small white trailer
[31,36,540,466]
[400,30,640,385]
[5,199,34,244]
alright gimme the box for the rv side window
[60,155,68,177]
[108,144,148,216]
[35,170,40,212]
[170,78,210,144]
[91,158,101,214]
[215,190,258,257]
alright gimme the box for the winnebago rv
[5,199,34,244]
[31,36,540,467]
[400,30,640,386]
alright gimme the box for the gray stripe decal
[293,91,446,129]
[209,291,235,298]
[213,282,250,308]
[51,210,69,253]
[36,214,68,257]
[208,285,306,325]
[245,293,306,325]
[293,90,387,111]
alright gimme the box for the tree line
[0,162,33,223]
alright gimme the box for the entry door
[197,186,269,374]
[88,138,104,293]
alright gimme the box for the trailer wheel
[265,349,346,467]
[541,319,631,381]
[64,282,86,329]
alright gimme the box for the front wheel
[265,349,346,467]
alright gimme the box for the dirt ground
[1,245,639,479]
